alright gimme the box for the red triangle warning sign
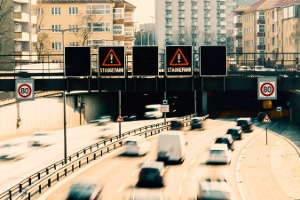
[102,49,122,67]
[263,114,271,123]
[116,114,124,122]
[169,48,189,66]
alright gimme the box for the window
[38,7,44,15]
[51,25,61,32]
[52,42,61,50]
[113,8,123,19]
[69,42,79,46]
[69,25,79,32]
[69,7,78,15]
[88,22,110,32]
[86,4,110,15]
[113,25,123,35]
[51,7,61,15]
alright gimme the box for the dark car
[122,114,137,121]
[236,117,253,132]
[226,127,243,140]
[66,178,102,200]
[257,111,270,122]
[190,117,205,130]
[137,161,167,187]
[170,120,184,130]
[214,135,234,151]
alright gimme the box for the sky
[126,0,155,24]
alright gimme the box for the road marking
[190,158,195,166]
[178,185,183,195]
[182,170,188,179]
[131,169,138,176]
[118,183,126,193]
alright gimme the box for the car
[90,115,112,125]
[197,176,231,200]
[28,132,54,147]
[236,117,253,132]
[206,143,232,165]
[122,114,137,121]
[123,135,151,156]
[66,178,103,200]
[170,119,184,130]
[129,188,166,200]
[190,117,205,130]
[226,127,243,140]
[137,161,168,187]
[257,111,269,122]
[214,135,234,151]
[0,141,27,160]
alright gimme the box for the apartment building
[37,0,135,63]
[233,0,300,68]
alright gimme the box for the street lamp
[140,29,143,46]
[41,26,85,164]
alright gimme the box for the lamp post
[140,29,143,46]
[41,26,85,164]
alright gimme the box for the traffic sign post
[15,79,34,101]
[257,77,277,100]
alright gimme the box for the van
[157,130,186,163]
[123,136,151,156]
[144,104,163,119]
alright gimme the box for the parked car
[206,143,232,165]
[123,136,151,156]
[197,176,231,200]
[236,117,253,132]
[137,161,168,187]
[66,178,103,200]
[170,119,184,130]
[214,135,234,151]
[190,117,205,130]
[226,127,243,140]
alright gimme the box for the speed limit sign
[15,79,34,101]
[257,77,277,100]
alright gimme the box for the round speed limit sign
[16,79,34,100]
[258,77,277,100]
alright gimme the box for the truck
[144,104,163,119]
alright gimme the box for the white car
[197,176,231,200]
[206,143,231,164]
[123,135,151,156]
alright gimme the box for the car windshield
[125,141,137,146]
[210,150,225,155]
[215,138,228,143]
[140,169,160,179]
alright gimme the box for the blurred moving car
[129,188,165,200]
[0,141,27,160]
[206,143,232,165]
[226,127,243,140]
[137,161,167,187]
[170,119,184,130]
[214,135,235,151]
[236,117,253,132]
[190,117,205,130]
[197,176,231,200]
[90,115,112,125]
[122,114,137,121]
[66,178,102,200]
[28,132,54,147]
[123,136,151,156]
[144,104,163,119]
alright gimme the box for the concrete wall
[290,91,300,127]
[0,92,119,137]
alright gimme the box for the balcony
[192,14,198,18]
[235,23,242,28]
[13,0,30,3]
[14,32,29,41]
[166,14,172,18]
[179,22,185,27]
[179,14,185,18]
[166,6,172,10]
[178,6,185,10]
[14,12,30,22]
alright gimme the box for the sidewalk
[240,118,300,200]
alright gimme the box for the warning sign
[262,114,271,123]
[99,47,125,76]
[166,46,192,76]
[116,114,124,122]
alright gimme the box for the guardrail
[0,115,199,200]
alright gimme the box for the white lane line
[118,182,126,193]
[178,185,183,195]
[183,170,188,179]
[131,169,138,177]
[190,158,195,166]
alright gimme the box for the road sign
[276,106,282,112]
[99,47,125,76]
[15,79,34,101]
[132,46,159,76]
[161,105,169,112]
[262,114,271,123]
[200,46,227,76]
[162,99,168,105]
[65,47,91,77]
[257,77,277,100]
[166,46,192,76]
[116,114,124,122]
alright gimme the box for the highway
[0,119,168,194]
[34,118,273,200]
